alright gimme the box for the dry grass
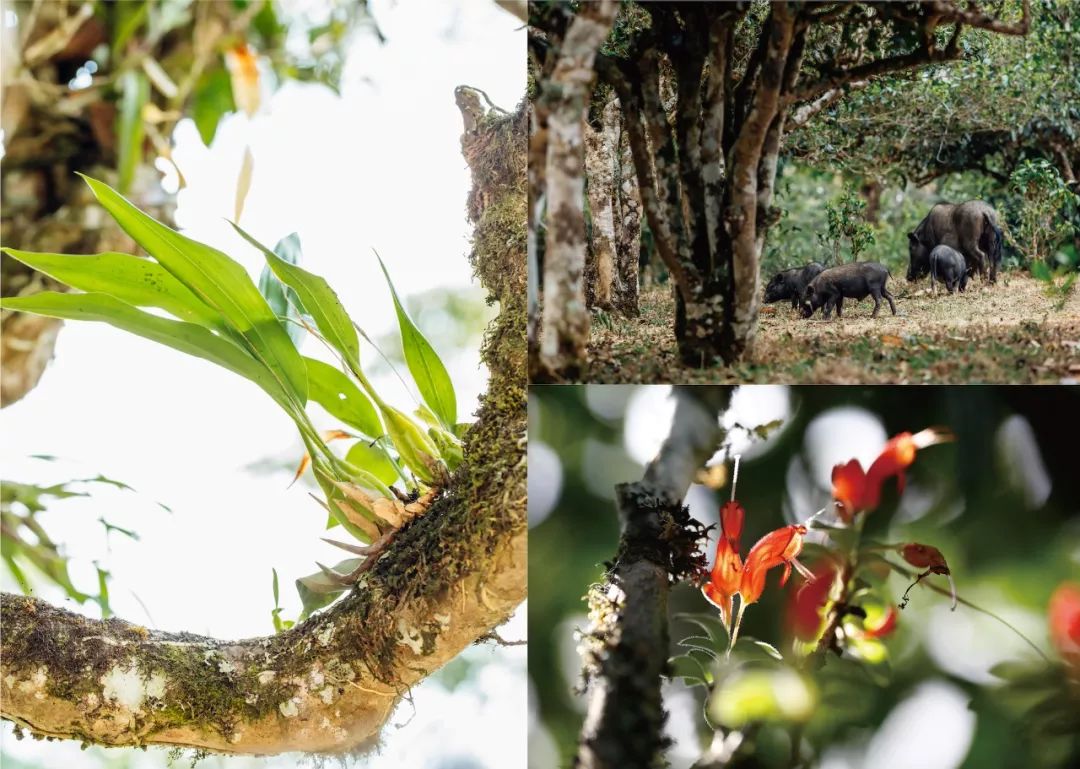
[585,273,1080,384]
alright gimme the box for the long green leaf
[375,252,456,428]
[1,248,223,329]
[231,222,361,369]
[79,174,308,405]
[345,441,399,487]
[304,357,382,439]
[0,292,292,410]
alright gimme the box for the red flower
[787,563,838,641]
[1049,582,1080,665]
[702,501,812,627]
[831,427,953,520]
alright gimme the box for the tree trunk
[613,105,641,316]
[584,98,619,311]
[575,387,731,769]
[0,95,528,756]
[537,0,618,380]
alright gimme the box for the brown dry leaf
[226,43,261,117]
[880,334,904,347]
[290,430,355,486]
[333,499,382,541]
[234,146,254,222]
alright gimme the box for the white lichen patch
[278,698,300,718]
[100,664,166,713]
[257,670,277,686]
[17,666,48,700]
[4,675,15,689]
[319,686,336,704]
[83,692,100,712]
[396,619,424,655]
[145,672,167,700]
[315,624,335,647]
[434,612,451,629]
[309,670,325,688]
[217,659,237,675]
[320,716,348,742]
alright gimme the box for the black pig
[929,245,967,294]
[764,262,825,309]
[801,262,896,319]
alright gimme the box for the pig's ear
[907,232,919,245]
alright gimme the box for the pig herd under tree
[763,198,1005,320]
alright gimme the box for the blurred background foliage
[528,385,1080,769]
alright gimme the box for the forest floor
[585,272,1080,384]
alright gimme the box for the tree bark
[613,111,641,317]
[537,0,617,380]
[584,97,619,310]
[575,387,732,769]
[0,95,528,756]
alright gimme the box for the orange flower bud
[900,543,950,574]
[1049,582,1080,664]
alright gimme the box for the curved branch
[575,386,733,769]
[1,100,528,756]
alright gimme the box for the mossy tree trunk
[0,93,527,756]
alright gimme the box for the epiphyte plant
[0,174,464,620]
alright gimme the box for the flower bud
[380,405,445,485]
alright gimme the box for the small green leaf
[231,222,360,370]
[257,233,306,346]
[1,248,223,329]
[80,175,308,406]
[191,68,235,146]
[117,71,149,194]
[376,252,456,428]
[305,357,382,438]
[272,567,281,607]
[345,441,399,486]
[0,292,294,411]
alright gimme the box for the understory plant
[675,427,1070,764]
[1,175,465,620]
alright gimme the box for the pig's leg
[822,297,834,319]
[835,296,844,317]
[930,268,936,294]
[882,287,897,315]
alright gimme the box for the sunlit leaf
[376,252,456,428]
[304,357,382,438]
[1,248,223,329]
[345,440,400,487]
[0,292,293,411]
[79,175,308,405]
[232,223,361,370]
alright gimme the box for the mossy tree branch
[575,386,732,769]
[0,95,527,756]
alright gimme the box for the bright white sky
[1,1,525,767]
